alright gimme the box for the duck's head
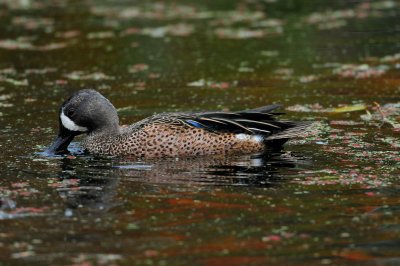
[46,89,119,154]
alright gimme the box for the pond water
[0,0,399,265]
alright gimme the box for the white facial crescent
[60,108,88,132]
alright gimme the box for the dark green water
[0,0,399,265]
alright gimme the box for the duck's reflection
[115,152,309,186]
[57,157,120,213]
[55,151,310,213]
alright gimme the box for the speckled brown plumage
[47,89,312,158]
[82,122,264,158]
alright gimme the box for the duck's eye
[66,108,75,117]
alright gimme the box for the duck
[46,89,312,158]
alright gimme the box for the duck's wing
[178,105,311,139]
[132,104,312,140]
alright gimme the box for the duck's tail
[264,121,313,140]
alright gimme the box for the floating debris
[11,16,54,31]
[360,102,400,128]
[286,103,366,113]
[273,68,294,80]
[304,1,398,30]
[24,68,57,74]
[56,30,81,39]
[331,104,366,113]
[380,53,400,63]
[64,71,115,80]
[333,64,389,79]
[214,27,280,39]
[87,31,115,39]
[0,39,70,51]
[0,77,28,86]
[299,75,318,83]
[150,24,193,38]
[121,23,194,38]
[0,94,13,101]
[128,64,149,73]
[91,3,199,20]
[261,50,279,57]
[187,79,236,89]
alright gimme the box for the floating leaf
[331,104,366,113]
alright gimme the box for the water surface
[0,0,399,265]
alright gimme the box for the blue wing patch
[185,120,204,128]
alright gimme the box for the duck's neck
[82,125,123,155]
[90,122,121,137]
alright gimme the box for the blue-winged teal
[46,89,311,158]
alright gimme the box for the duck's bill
[45,134,75,155]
